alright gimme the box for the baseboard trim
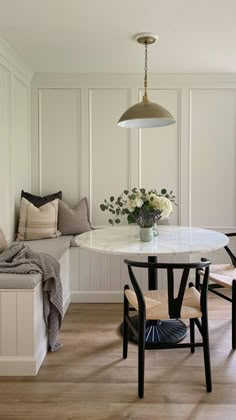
[0,356,37,376]
[0,338,48,376]
[70,291,123,303]
[35,337,48,375]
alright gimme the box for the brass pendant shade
[117,33,176,129]
[117,95,175,128]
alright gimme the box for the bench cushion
[26,236,72,260]
[0,272,42,289]
[0,236,72,289]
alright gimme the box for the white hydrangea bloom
[127,196,143,212]
[148,193,161,208]
[148,193,172,218]
[135,189,143,198]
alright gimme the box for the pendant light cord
[144,42,148,101]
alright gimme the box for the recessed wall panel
[39,89,80,206]
[190,90,236,227]
[11,76,30,234]
[0,64,11,240]
[140,89,180,225]
[89,89,130,226]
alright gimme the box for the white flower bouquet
[100,188,175,227]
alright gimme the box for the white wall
[31,73,236,232]
[31,73,236,300]
[0,37,32,242]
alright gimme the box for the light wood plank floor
[0,293,236,419]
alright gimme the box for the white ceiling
[0,0,235,73]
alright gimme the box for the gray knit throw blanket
[0,242,63,351]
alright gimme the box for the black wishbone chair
[199,233,236,349]
[123,258,212,398]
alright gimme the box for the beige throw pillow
[58,198,92,235]
[17,197,61,241]
[0,227,7,253]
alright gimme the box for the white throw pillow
[17,197,61,241]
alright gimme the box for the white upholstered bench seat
[0,235,73,376]
[0,236,73,290]
[26,235,73,260]
[0,272,42,289]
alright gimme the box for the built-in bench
[0,219,175,376]
[0,235,72,376]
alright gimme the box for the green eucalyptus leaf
[100,204,106,211]
[108,219,113,225]
[115,219,121,224]
[127,212,137,224]
[110,196,114,202]
[161,188,167,194]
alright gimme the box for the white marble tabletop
[75,225,229,256]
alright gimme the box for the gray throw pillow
[58,198,92,235]
[0,227,7,253]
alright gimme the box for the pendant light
[117,33,176,128]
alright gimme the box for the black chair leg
[232,280,236,350]
[201,314,212,392]
[195,270,201,291]
[138,315,145,398]
[190,318,195,354]
[123,288,129,359]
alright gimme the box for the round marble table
[76,225,229,347]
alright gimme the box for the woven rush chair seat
[208,264,236,288]
[199,233,236,350]
[125,287,202,320]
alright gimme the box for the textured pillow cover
[0,228,7,253]
[21,190,62,208]
[17,198,61,241]
[58,198,92,235]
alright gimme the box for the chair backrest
[224,233,236,267]
[124,259,211,319]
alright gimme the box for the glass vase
[139,227,153,242]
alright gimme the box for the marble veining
[75,225,229,256]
